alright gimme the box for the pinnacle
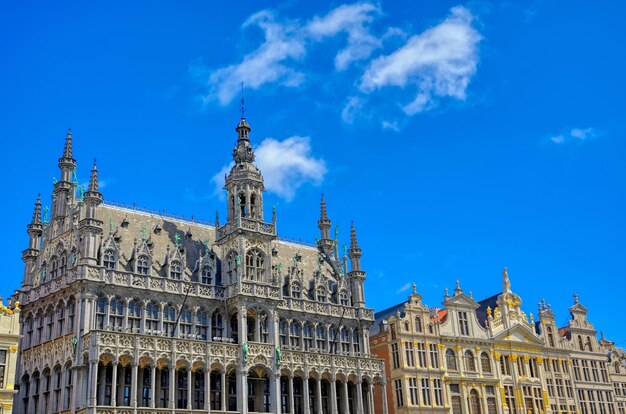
[32,196,42,224]
[88,159,99,192]
[350,221,359,249]
[63,128,73,159]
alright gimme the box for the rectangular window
[504,385,516,411]
[546,378,554,397]
[0,350,6,388]
[391,343,400,369]
[458,312,469,336]
[421,378,431,406]
[556,378,564,398]
[500,355,511,376]
[408,378,418,406]
[405,342,415,367]
[394,379,404,407]
[582,360,591,381]
[486,386,497,414]
[565,379,574,398]
[429,344,439,369]
[450,384,462,414]
[433,379,443,406]
[573,359,581,381]
[417,343,427,368]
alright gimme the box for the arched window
[614,362,621,374]
[279,320,288,346]
[546,325,555,347]
[103,250,117,269]
[226,251,238,283]
[170,261,182,280]
[196,309,208,340]
[480,352,492,374]
[137,255,150,275]
[211,311,223,339]
[446,349,457,371]
[469,389,481,414]
[353,329,361,355]
[41,262,47,283]
[50,256,58,279]
[163,305,177,337]
[24,317,33,348]
[291,283,302,299]
[201,266,212,285]
[316,286,326,303]
[340,328,350,353]
[289,322,301,348]
[56,304,65,337]
[585,336,593,351]
[179,307,192,337]
[145,302,159,332]
[404,321,410,332]
[339,290,349,306]
[245,249,265,281]
[239,193,247,217]
[415,317,423,332]
[59,253,67,276]
[44,309,54,341]
[63,364,72,410]
[250,193,257,218]
[316,324,327,351]
[577,335,584,351]
[128,300,142,332]
[66,298,75,335]
[109,298,124,330]
[303,323,314,351]
[95,297,106,329]
[465,351,476,372]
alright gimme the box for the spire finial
[350,221,359,249]
[63,128,74,159]
[320,194,328,220]
[574,292,579,304]
[88,159,99,192]
[503,266,511,293]
[32,195,42,224]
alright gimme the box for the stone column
[150,365,156,408]
[169,368,175,409]
[111,363,118,406]
[221,370,227,412]
[104,298,110,330]
[303,376,310,414]
[187,368,193,410]
[316,377,322,414]
[131,362,138,408]
[239,306,247,344]
[123,298,130,331]
[343,380,349,414]
[88,359,98,407]
[330,376,338,414]
[274,372,282,414]
[356,380,364,414]
[368,382,375,414]
[205,369,210,411]
[380,381,389,414]
[141,301,147,333]
[238,368,248,414]
[158,303,164,334]
[288,374,295,414]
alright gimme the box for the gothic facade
[14,116,387,414]
[370,270,626,414]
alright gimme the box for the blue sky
[1,1,624,343]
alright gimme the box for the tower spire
[348,221,362,271]
[318,194,331,240]
[31,194,42,224]
[63,128,73,159]
[88,159,99,192]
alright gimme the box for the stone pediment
[569,303,589,314]
[443,293,479,310]
[493,324,543,346]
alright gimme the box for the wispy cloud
[213,136,326,201]
[395,282,413,294]
[359,6,481,115]
[550,127,597,144]
[204,10,307,105]
[197,3,482,127]
[307,2,382,70]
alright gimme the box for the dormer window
[291,283,301,299]
[201,266,212,285]
[415,317,423,333]
[458,311,470,336]
[339,290,349,306]
[137,255,150,275]
[103,250,116,270]
[316,286,326,303]
[170,261,182,280]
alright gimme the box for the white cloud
[359,6,481,115]
[395,282,412,294]
[382,120,400,131]
[205,10,307,105]
[341,96,365,123]
[549,127,597,144]
[213,136,327,201]
[307,3,381,70]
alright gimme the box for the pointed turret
[58,128,76,183]
[22,195,44,290]
[318,195,331,240]
[347,221,366,308]
[79,159,104,266]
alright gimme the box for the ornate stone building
[371,269,625,414]
[0,297,20,414]
[14,115,387,414]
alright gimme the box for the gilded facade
[14,116,387,414]
[0,298,20,414]
[371,269,625,414]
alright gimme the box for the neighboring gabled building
[0,297,20,414]
[371,268,624,414]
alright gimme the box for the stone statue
[503,267,511,293]
[71,336,78,357]
[242,342,249,364]
[275,346,282,365]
